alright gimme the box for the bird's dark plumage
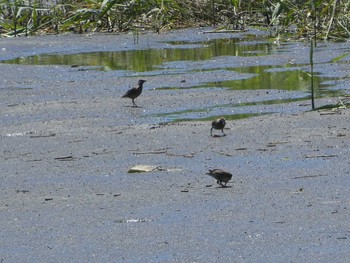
[122,79,146,107]
[206,169,232,187]
[211,117,226,136]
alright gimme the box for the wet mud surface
[1,28,350,262]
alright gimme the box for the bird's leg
[221,183,227,187]
[218,181,226,187]
[210,128,213,137]
[132,99,137,107]
[221,129,225,136]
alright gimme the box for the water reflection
[0,34,346,122]
[1,37,273,72]
[205,67,313,92]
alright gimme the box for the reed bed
[0,0,349,40]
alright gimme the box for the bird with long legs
[122,79,146,107]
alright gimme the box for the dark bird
[206,169,232,187]
[211,117,226,137]
[122,79,146,107]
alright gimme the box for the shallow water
[2,37,275,71]
[1,35,347,122]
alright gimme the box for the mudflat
[1,28,349,262]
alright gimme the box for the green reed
[0,0,349,39]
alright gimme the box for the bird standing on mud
[211,117,226,137]
[206,169,232,187]
[122,79,146,107]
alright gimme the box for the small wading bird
[122,79,146,107]
[211,116,226,137]
[206,169,232,187]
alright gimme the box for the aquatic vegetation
[0,1,349,40]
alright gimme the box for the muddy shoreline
[1,28,350,262]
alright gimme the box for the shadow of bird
[206,169,232,187]
[122,79,146,107]
[211,117,226,137]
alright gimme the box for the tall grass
[0,0,349,39]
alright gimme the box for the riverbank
[1,28,349,262]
